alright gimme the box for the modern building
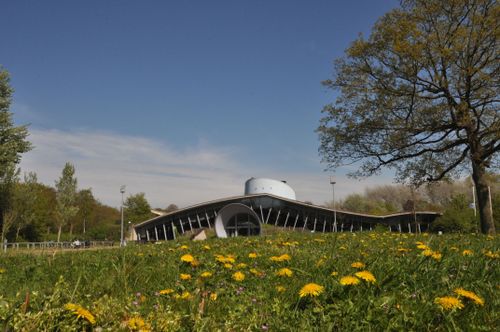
[133,178,439,241]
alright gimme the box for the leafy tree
[318,0,499,234]
[125,193,153,224]
[12,172,39,241]
[431,194,477,233]
[0,67,32,240]
[0,166,19,244]
[164,204,179,213]
[55,163,79,242]
[71,189,95,236]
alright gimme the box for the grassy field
[0,231,498,331]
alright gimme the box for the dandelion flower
[431,252,442,261]
[454,288,484,306]
[127,316,149,331]
[180,291,192,300]
[340,276,360,286]
[422,249,434,257]
[417,244,430,250]
[65,303,96,325]
[276,285,286,292]
[299,283,324,298]
[330,271,338,276]
[462,250,473,256]
[179,245,189,250]
[203,245,211,250]
[159,288,174,295]
[200,271,213,278]
[351,262,365,269]
[484,250,499,259]
[355,271,376,283]
[210,293,217,301]
[237,263,247,269]
[276,268,293,277]
[224,263,233,269]
[180,273,191,280]
[248,252,258,259]
[434,296,464,310]
[233,271,245,282]
[180,254,194,263]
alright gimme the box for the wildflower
[434,296,464,310]
[422,249,434,257]
[276,285,286,292]
[484,250,499,259]
[210,293,217,301]
[180,254,194,263]
[127,316,149,331]
[431,252,442,261]
[250,268,264,277]
[224,263,233,269]
[454,288,484,306]
[0,268,5,273]
[248,252,258,258]
[330,271,338,276]
[180,291,192,300]
[339,246,347,250]
[397,248,410,253]
[299,283,324,298]
[340,276,361,286]
[200,271,213,278]
[462,250,473,256]
[233,271,245,282]
[237,263,247,269]
[159,288,174,295]
[270,254,291,262]
[203,245,211,250]
[355,270,376,283]
[276,268,293,277]
[64,303,96,325]
[417,244,430,250]
[179,245,189,250]
[351,262,365,269]
[180,273,191,280]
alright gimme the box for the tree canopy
[318,0,499,234]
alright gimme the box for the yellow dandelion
[233,271,245,282]
[299,283,324,298]
[276,268,293,277]
[351,262,365,269]
[397,248,410,253]
[431,252,442,261]
[339,246,347,250]
[0,268,5,273]
[180,291,192,300]
[180,273,191,280]
[484,250,499,259]
[200,271,213,278]
[179,245,189,250]
[65,303,96,325]
[417,244,430,250]
[210,293,217,301]
[276,285,286,292]
[330,271,338,276]
[127,316,149,331]
[462,249,473,256]
[340,276,361,286]
[434,296,464,310]
[355,270,376,283]
[250,268,264,277]
[422,249,434,257]
[180,254,195,263]
[159,288,174,295]
[237,263,247,269]
[450,246,459,251]
[248,252,258,259]
[224,263,233,269]
[270,254,291,262]
[203,245,211,250]
[454,288,484,306]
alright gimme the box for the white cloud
[19,128,395,209]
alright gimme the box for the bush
[431,194,477,233]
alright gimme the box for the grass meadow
[0,231,498,331]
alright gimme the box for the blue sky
[2,0,399,208]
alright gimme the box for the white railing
[2,240,116,252]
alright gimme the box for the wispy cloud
[19,128,395,209]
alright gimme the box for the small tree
[431,194,477,233]
[0,166,19,245]
[55,163,79,242]
[125,193,152,224]
[12,172,39,241]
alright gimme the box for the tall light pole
[330,177,337,231]
[120,185,126,247]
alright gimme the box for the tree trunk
[57,225,62,242]
[69,223,73,237]
[471,161,496,235]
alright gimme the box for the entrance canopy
[215,203,261,238]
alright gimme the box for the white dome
[244,178,296,200]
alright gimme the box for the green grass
[0,231,498,331]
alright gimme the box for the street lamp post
[120,185,126,247]
[330,177,337,231]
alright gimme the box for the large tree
[318,0,499,234]
[0,67,32,241]
[125,193,153,224]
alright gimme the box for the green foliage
[318,0,499,234]
[431,195,477,233]
[0,232,498,330]
[125,193,153,224]
[55,163,79,242]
